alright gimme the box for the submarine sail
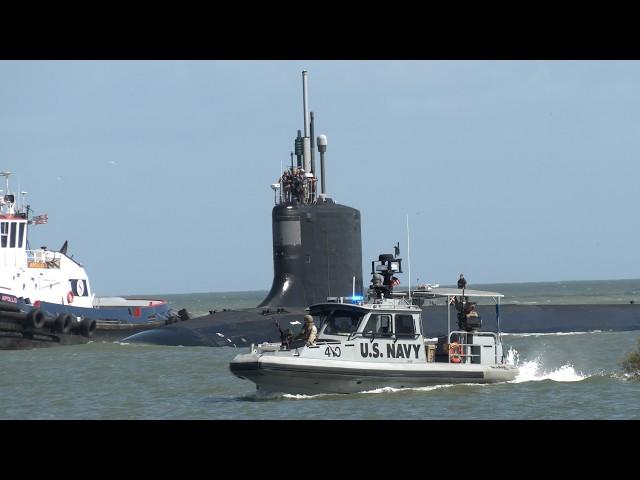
[259,200,362,308]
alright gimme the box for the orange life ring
[67,291,74,304]
[449,341,463,363]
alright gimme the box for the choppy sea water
[1,280,640,420]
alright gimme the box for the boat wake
[505,347,589,383]
[273,385,455,400]
[277,383,475,399]
[359,384,455,395]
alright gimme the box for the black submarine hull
[123,303,640,347]
[126,196,364,347]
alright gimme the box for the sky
[1,60,639,295]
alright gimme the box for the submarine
[124,70,363,347]
[125,71,640,347]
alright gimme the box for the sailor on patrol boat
[296,314,317,346]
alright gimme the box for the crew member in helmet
[296,315,317,346]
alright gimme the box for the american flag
[31,213,48,225]
[391,276,400,287]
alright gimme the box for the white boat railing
[448,331,501,364]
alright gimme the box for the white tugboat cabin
[0,172,92,308]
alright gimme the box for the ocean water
[1,280,640,420]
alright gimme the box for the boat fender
[79,317,96,338]
[67,291,74,304]
[54,313,73,334]
[25,308,45,329]
[449,341,463,363]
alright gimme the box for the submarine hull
[126,197,364,347]
[123,303,640,347]
[124,307,307,347]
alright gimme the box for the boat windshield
[321,309,363,336]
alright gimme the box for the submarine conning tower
[259,71,363,308]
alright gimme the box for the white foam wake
[279,383,457,399]
[360,384,455,394]
[281,393,331,400]
[505,347,588,383]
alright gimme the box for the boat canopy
[407,287,504,299]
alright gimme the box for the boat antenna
[407,214,411,303]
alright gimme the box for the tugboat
[0,171,180,349]
[229,249,519,394]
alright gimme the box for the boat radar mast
[368,244,403,301]
[0,171,25,218]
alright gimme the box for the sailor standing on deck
[457,273,469,304]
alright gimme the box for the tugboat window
[18,223,25,248]
[362,314,392,336]
[395,314,415,337]
[323,311,361,335]
[9,222,16,248]
[0,222,7,248]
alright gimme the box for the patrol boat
[229,250,519,395]
[0,171,180,349]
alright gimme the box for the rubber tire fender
[79,317,97,338]
[26,309,45,329]
[54,314,73,334]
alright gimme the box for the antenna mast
[407,214,411,303]
[302,70,311,173]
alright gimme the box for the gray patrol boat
[230,250,519,394]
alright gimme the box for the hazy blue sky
[1,60,638,295]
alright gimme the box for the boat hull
[35,298,179,341]
[230,353,519,395]
[0,295,180,349]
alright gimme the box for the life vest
[449,341,463,363]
